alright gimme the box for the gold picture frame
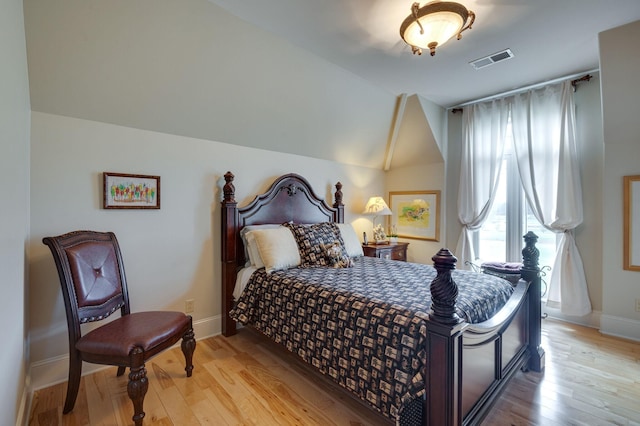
[623,175,640,271]
[389,191,440,241]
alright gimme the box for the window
[473,127,556,269]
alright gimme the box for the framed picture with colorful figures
[389,190,440,241]
[103,172,160,209]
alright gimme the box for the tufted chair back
[48,232,130,327]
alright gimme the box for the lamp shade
[402,11,463,47]
[363,196,392,216]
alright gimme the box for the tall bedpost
[424,248,466,426]
[221,171,238,336]
[520,231,545,372]
[333,181,344,223]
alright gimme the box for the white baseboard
[543,305,602,329]
[193,313,221,340]
[16,375,30,426]
[544,306,640,342]
[600,314,640,342]
[29,314,221,392]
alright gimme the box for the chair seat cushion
[76,311,190,358]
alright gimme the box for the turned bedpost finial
[223,171,236,203]
[334,182,344,207]
[522,231,540,271]
[332,181,345,223]
[521,231,545,373]
[429,248,462,324]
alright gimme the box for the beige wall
[28,112,385,387]
[0,0,31,423]
[385,163,446,264]
[600,20,640,340]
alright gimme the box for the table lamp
[363,196,392,244]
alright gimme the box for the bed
[220,172,545,425]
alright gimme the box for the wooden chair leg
[181,328,196,377]
[63,351,83,414]
[127,349,148,426]
[116,366,126,377]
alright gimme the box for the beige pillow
[249,228,301,274]
[337,223,364,258]
[240,224,282,265]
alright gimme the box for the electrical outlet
[636,299,640,313]
[185,299,195,313]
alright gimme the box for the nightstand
[362,242,409,261]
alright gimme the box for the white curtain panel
[456,99,509,269]
[511,81,591,316]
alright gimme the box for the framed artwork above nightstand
[362,242,409,261]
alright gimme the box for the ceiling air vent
[469,49,514,70]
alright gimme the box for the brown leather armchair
[43,230,196,425]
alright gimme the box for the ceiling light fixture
[400,1,475,56]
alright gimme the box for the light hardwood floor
[28,318,640,426]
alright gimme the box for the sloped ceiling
[387,95,444,169]
[23,0,400,169]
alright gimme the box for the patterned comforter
[231,256,515,423]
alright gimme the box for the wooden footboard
[220,171,545,426]
[424,233,545,426]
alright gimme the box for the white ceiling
[207,0,640,107]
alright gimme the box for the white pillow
[245,232,265,268]
[337,223,364,258]
[249,228,301,274]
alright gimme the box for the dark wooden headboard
[220,171,344,336]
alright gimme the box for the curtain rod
[450,68,598,111]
